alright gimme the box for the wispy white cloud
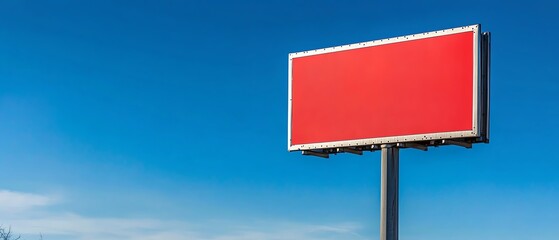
[11,216,365,240]
[0,189,365,240]
[0,190,56,214]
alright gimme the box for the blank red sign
[290,31,476,148]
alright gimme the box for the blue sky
[1,0,558,239]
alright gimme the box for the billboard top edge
[289,24,480,59]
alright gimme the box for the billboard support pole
[380,144,399,240]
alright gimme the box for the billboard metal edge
[288,24,484,151]
[289,130,478,151]
[288,55,293,149]
[288,24,479,58]
[480,31,491,143]
[473,24,480,139]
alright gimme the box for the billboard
[288,24,490,151]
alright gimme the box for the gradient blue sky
[1,1,558,239]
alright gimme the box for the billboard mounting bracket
[396,143,428,151]
[337,147,363,155]
[302,150,330,158]
[442,139,472,148]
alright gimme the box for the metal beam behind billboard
[288,24,489,151]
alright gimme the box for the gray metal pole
[380,145,399,240]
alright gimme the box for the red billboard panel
[288,25,487,151]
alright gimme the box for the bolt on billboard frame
[288,24,490,154]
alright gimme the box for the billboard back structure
[288,24,490,152]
